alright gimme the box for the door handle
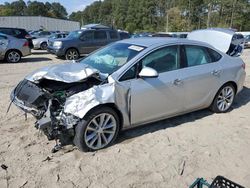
[173,79,183,85]
[211,70,221,76]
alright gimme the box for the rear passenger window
[0,29,13,35]
[109,31,118,39]
[206,48,222,62]
[185,45,211,67]
[94,31,107,40]
[13,29,21,36]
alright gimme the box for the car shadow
[31,50,49,55]
[21,57,52,63]
[117,86,250,144]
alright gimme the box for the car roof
[118,37,213,48]
[0,27,26,30]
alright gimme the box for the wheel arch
[211,80,238,106]
[221,81,238,93]
[5,49,23,57]
[83,103,124,131]
[40,41,48,46]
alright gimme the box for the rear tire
[6,50,21,63]
[65,48,79,60]
[210,83,235,113]
[73,107,120,152]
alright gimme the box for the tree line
[0,0,249,32]
[0,0,67,19]
[69,0,250,32]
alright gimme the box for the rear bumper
[21,47,31,57]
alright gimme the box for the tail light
[25,34,31,39]
[23,41,29,47]
[242,62,245,70]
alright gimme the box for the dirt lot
[0,49,250,188]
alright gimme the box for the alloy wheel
[66,49,78,60]
[7,51,21,63]
[217,86,234,112]
[40,42,48,50]
[84,113,117,150]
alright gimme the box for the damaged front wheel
[73,107,120,152]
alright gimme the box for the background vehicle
[11,36,245,151]
[33,32,68,50]
[244,34,250,48]
[47,28,120,60]
[118,30,131,39]
[0,27,33,49]
[30,31,52,39]
[0,33,31,63]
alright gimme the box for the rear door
[108,30,119,42]
[79,30,95,54]
[180,45,222,111]
[92,30,109,50]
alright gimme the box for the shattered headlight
[61,113,79,129]
[53,41,62,48]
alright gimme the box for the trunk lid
[187,28,244,56]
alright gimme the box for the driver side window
[142,45,179,73]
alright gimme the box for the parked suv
[0,27,33,49]
[47,29,120,60]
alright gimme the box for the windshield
[67,30,83,39]
[80,43,145,74]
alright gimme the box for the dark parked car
[118,31,130,40]
[47,28,120,60]
[0,27,33,49]
[244,34,250,48]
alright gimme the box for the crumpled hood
[25,63,100,83]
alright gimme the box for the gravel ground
[0,49,249,188]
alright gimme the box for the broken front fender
[63,81,131,128]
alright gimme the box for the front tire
[74,107,120,152]
[65,48,79,60]
[210,83,235,113]
[40,42,48,50]
[6,50,21,63]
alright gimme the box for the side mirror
[139,67,158,78]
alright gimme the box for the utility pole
[166,12,169,32]
[230,0,237,28]
[207,3,211,28]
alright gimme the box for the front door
[129,45,186,125]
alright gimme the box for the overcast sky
[0,0,97,14]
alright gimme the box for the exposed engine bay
[10,63,105,150]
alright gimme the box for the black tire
[65,48,79,60]
[210,83,235,113]
[40,42,48,50]
[73,107,120,152]
[6,50,21,63]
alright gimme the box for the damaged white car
[10,29,246,152]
